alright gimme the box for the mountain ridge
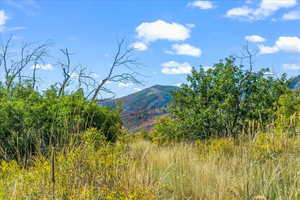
[98,85,178,131]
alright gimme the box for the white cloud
[261,0,297,11]
[0,10,27,33]
[188,1,214,9]
[258,45,279,54]
[133,87,142,92]
[0,10,9,29]
[167,43,202,57]
[275,36,300,52]
[283,64,300,70]
[226,6,254,18]
[245,35,266,43]
[32,64,54,70]
[131,42,148,51]
[259,36,300,54]
[118,82,134,87]
[283,10,300,20]
[161,61,192,75]
[226,0,298,20]
[136,20,192,43]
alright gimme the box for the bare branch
[57,48,72,96]
[0,36,51,90]
[91,38,142,101]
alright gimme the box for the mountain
[288,75,300,89]
[98,85,178,132]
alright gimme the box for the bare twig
[91,38,142,100]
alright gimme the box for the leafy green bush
[0,84,122,162]
[274,90,300,135]
[155,57,288,141]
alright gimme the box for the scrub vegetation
[1,39,300,200]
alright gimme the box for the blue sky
[0,0,300,97]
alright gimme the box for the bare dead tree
[90,39,142,101]
[238,42,259,72]
[31,46,49,89]
[0,37,142,99]
[57,48,73,96]
[236,43,259,86]
[76,67,97,93]
[0,36,50,90]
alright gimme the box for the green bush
[0,84,122,162]
[155,57,288,141]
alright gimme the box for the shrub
[0,85,122,162]
[156,57,287,141]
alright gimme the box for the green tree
[161,57,287,141]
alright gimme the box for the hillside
[98,85,178,131]
[288,75,300,89]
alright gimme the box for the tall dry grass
[128,137,300,200]
[0,132,300,199]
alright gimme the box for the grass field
[0,130,300,200]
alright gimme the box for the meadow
[0,125,300,200]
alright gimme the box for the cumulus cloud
[226,7,253,18]
[0,10,9,32]
[0,10,9,26]
[258,45,279,54]
[187,1,215,9]
[166,43,202,57]
[32,64,54,70]
[118,82,134,87]
[136,20,192,43]
[259,36,300,54]
[245,35,266,43]
[283,64,300,70]
[161,61,192,75]
[259,37,299,54]
[260,0,297,11]
[283,10,300,20]
[275,36,300,52]
[226,0,298,20]
[131,42,148,51]
[0,10,26,33]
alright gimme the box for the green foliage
[272,90,300,137]
[156,57,287,141]
[0,84,122,162]
[152,117,179,143]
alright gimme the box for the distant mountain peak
[98,85,179,132]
